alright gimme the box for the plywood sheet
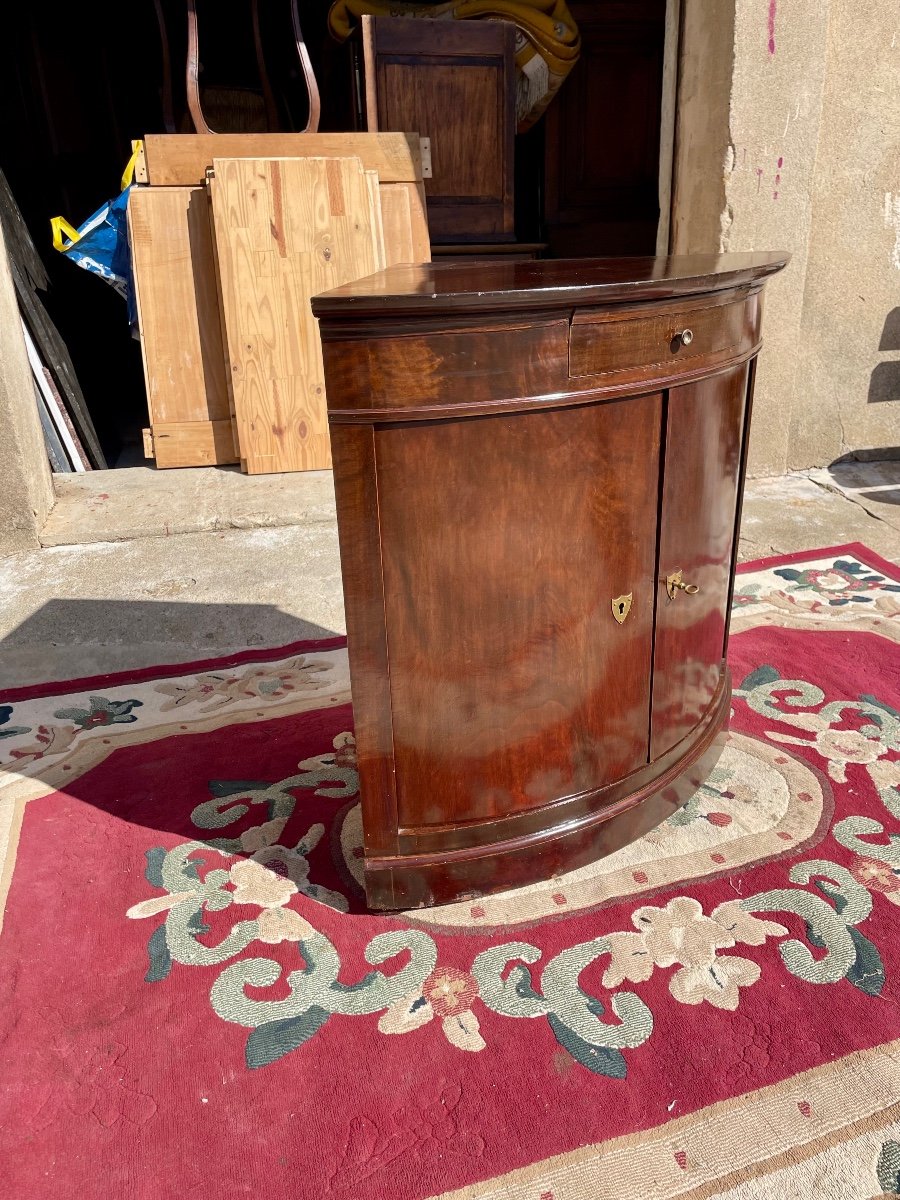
[128,186,237,465]
[143,132,423,186]
[209,156,383,473]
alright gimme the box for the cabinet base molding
[362,671,731,911]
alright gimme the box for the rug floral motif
[1,544,900,1200]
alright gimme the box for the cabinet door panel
[651,364,749,757]
[375,395,662,830]
[363,17,515,242]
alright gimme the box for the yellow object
[51,141,143,252]
[50,215,82,252]
[328,1,580,130]
[120,140,143,191]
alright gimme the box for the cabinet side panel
[651,363,749,758]
[329,424,399,864]
[375,395,662,831]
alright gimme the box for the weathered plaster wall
[0,228,53,556]
[671,0,736,254]
[673,0,829,475]
[673,0,900,474]
[795,0,900,467]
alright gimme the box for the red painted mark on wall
[773,155,784,200]
[768,0,777,54]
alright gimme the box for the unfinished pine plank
[143,132,423,186]
[151,419,239,468]
[380,180,431,265]
[210,156,383,474]
[128,186,237,466]
[365,170,386,270]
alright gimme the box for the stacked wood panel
[129,132,430,474]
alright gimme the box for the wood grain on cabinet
[375,396,661,831]
[209,156,383,473]
[651,363,749,758]
[128,186,236,466]
[570,292,758,378]
[361,16,515,243]
[313,252,789,909]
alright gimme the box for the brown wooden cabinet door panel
[651,364,749,757]
[374,395,662,831]
[543,0,666,256]
[363,16,515,242]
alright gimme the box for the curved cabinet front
[314,254,788,909]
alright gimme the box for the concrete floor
[1,462,898,691]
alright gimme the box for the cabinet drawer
[569,294,756,379]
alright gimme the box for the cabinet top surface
[312,252,790,319]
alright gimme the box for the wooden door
[651,364,750,757]
[362,16,515,242]
[543,0,666,256]
[374,394,662,832]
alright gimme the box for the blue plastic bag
[51,142,140,322]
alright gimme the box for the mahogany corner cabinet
[312,253,789,910]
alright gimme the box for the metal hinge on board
[419,137,432,179]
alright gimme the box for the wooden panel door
[374,394,662,831]
[362,16,515,242]
[651,364,750,757]
[543,0,666,256]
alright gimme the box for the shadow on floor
[0,596,373,912]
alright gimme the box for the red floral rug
[2,543,900,1199]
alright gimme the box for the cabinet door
[651,364,749,758]
[375,394,662,831]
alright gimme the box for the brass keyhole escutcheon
[665,569,700,601]
[612,592,633,624]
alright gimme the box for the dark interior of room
[0,0,666,468]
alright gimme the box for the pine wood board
[149,419,239,468]
[128,186,237,466]
[365,170,387,270]
[142,132,423,186]
[380,180,431,265]
[209,156,383,474]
